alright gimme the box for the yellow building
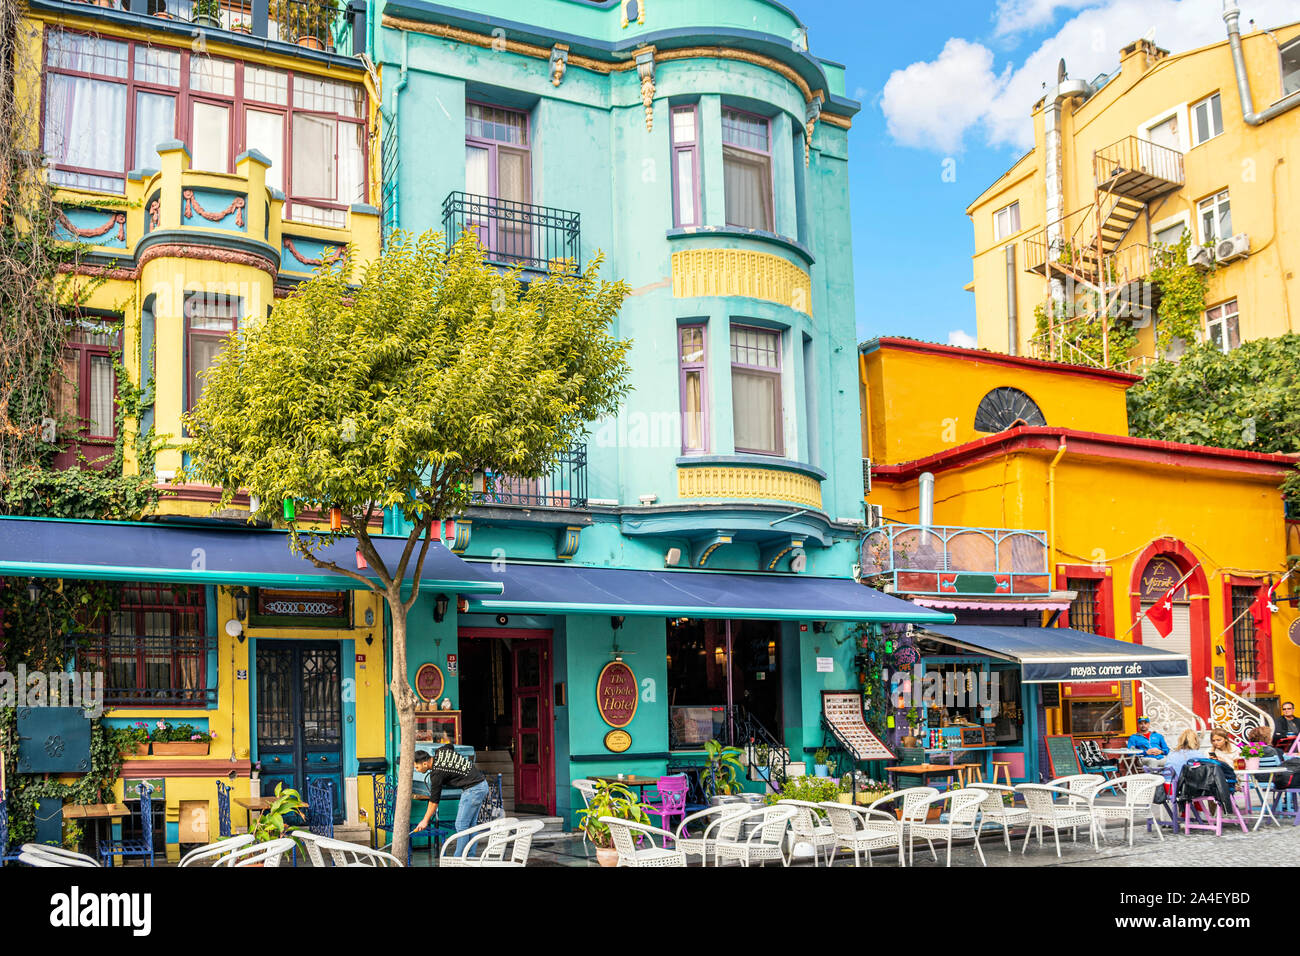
[966,9,1300,367]
[12,0,396,858]
[860,337,1297,766]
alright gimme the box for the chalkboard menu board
[1041,683,1061,707]
[822,691,895,761]
[1044,734,1082,778]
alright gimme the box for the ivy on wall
[1149,233,1213,355]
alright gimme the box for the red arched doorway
[1129,538,1211,718]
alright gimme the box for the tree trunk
[388,592,418,863]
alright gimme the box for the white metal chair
[907,788,987,867]
[711,805,796,868]
[572,779,598,809]
[475,819,546,867]
[1089,774,1166,848]
[438,817,521,866]
[335,845,404,867]
[178,834,256,867]
[869,786,939,858]
[600,817,687,867]
[970,783,1031,853]
[674,804,749,866]
[1016,784,1097,857]
[818,801,905,867]
[19,844,101,867]
[213,837,296,867]
[778,799,838,866]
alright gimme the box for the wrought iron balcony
[470,443,588,509]
[442,191,581,274]
[859,524,1049,596]
[72,634,218,707]
[1094,135,1185,203]
[58,0,364,55]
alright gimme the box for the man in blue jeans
[412,735,490,856]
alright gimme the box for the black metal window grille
[1068,578,1100,634]
[1231,585,1260,682]
[442,191,580,274]
[471,443,587,508]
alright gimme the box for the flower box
[152,741,210,756]
[120,743,150,757]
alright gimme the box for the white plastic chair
[778,799,838,866]
[970,784,1031,852]
[474,819,546,867]
[572,779,598,809]
[711,805,796,867]
[335,844,404,867]
[1089,774,1166,848]
[869,786,939,857]
[818,801,905,867]
[674,804,749,866]
[1016,784,1096,857]
[438,817,521,866]
[178,834,255,867]
[19,844,101,867]
[600,817,687,867]
[213,837,296,867]
[1048,774,1107,806]
[907,788,988,867]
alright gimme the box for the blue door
[256,641,344,823]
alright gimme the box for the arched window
[973,387,1045,432]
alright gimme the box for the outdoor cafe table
[63,803,129,866]
[1102,748,1144,776]
[234,795,275,829]
[590,774,660,799]
[886,763,979,789]
[1236,766,1294,830]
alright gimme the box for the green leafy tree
[1127,334,1300,499]
[182,230,631,861]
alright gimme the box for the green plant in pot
[752,742,771,781]
[702,739,745,797]
[268,0,339,49]
[574,781,651,867]
[813,746,830,778]
[252,783,307,844]
[192,0,221,28]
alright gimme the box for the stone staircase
[476,749,572,842]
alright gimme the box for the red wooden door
[512,639,553,814]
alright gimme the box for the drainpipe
[1005,244,1018,355]
[1223,2,1300,125]
[918,471,934,549]
[1043,78,1091,306]
[1047,437,1067,573]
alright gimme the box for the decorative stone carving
[620,0,645,29]
[550,44,569,86]
[804,94,823,168]
[635,48,655,132]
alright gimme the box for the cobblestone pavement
[501,817,1300,867]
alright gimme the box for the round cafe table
[1235,766,1293,830]
[1101,748,1143,776]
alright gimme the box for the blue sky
[795,0,1296,347]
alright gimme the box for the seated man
[1126,715,1170,769]
[1272,701,1300,751]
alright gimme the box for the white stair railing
[1206,678,1274,746]
[1138,680,1206,740]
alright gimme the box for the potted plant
[837,773,854,804]
[701,739,745,800]
[752,743,771,783]
[1241,741,1267,771]
[250,783,307,862]
[230,18,251,32]
[573,780,651,867]
[148,0,170,17]
[268,0,338,49]
[192,0,220,27]
[150,721,214,756]
[812,747,830,778]
[63,821,84,854]
[856,777,892,805]
[118,722,150,757]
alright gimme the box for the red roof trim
[860,337,1143,386]
[872,426,1297,481]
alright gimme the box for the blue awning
[919,624,1189,683]
[0,516,502,594]
[465,562,955,623]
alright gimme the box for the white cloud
[948,329,979,348]
[882,0,1300,153]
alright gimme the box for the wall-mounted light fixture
[664,546,682,568]
[364,608,375,627]
[433,593,449,623]
[610,615,625,631]
[27,578,41,603]
[232,586,249,621]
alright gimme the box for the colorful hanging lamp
[329,507,343,532]
[356,549,367,569]
[283,498,295,521]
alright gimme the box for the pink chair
[644,775,689,840]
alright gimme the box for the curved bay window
[77,584,211,706]
[666,619,782,750]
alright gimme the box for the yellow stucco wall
[968,22,1300,359]
[860,341,1133,465]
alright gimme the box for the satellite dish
[1057,58,1067,84]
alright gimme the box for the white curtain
[723,147,771,231]
[337,122,365,206]
[682,369,703,450]
[732,369,779,454]
[133,91,175,170]
[88,355,114,437]
[465,145,490,195]
[293,113,336,199]
[190,101,230,173]
[246,109,284,192]
[44,75,126,173]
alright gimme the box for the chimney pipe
[918,472,935,529]
[1223,1,1300,126]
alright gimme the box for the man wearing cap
[1126,716,1170,768]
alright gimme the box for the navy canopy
[919,624,1189,683]
[466,562,955,623]
[0,516,502,594]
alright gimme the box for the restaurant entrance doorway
[458,628,555,815]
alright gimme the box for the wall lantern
[433,593,449,623]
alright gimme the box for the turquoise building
[370,0,947,821]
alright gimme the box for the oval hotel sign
[596,661,638,728]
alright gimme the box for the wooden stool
[991,762,1013,787]
[965,764,985,784]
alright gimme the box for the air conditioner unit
[865,502,884,527]
[1186,244,1214,269]
[1215,233,1250,263]
[861,457,872,496]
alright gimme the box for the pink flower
[190,734,201,741]
[156,720,167,730]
